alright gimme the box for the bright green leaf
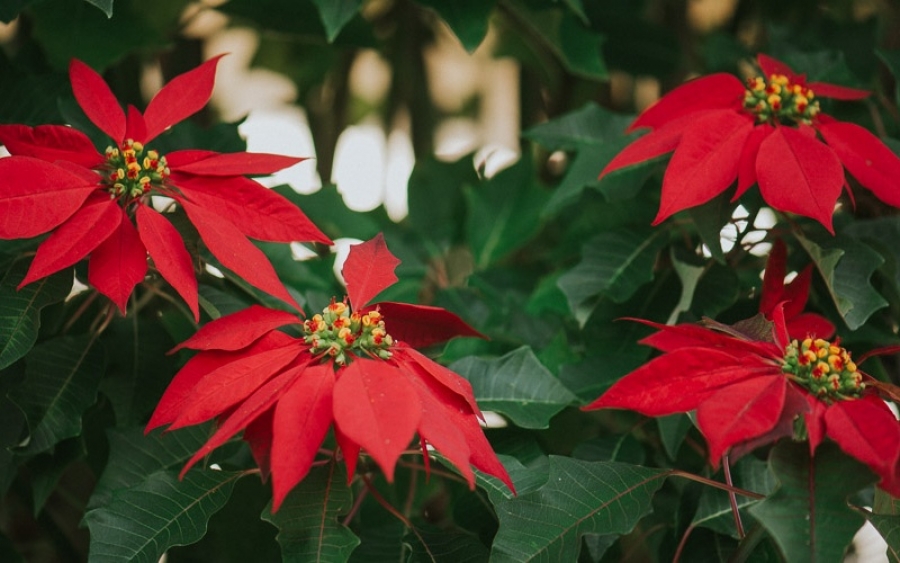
[311,0,362,42]
[0,262,73,370]
[464,156,549,269]
[490,456,667,562]
[417,0,495,52]
[450,347,577,429]
[9,334,106,455]
[749,441,876,563]
[260,461,360,563]
[84,469,242,563]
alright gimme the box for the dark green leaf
[450,347,577,429]
[406,525,489,563]
[464,156,549,269]
[276,184,390,241]
[9,334,106,455]
[407,154,477,245]
[84,469,242,563]
[0,0,33,23]
[0,262,73,370]
[418,0,495,52]
[490,456,667,562]
[84,0,114,17]
[260,461,359,563]
[30,0,165,70]
[89,425,213,510]
[692,456,776,538]
[557,229,666,321]
[504,0,606,80]
[749,441,876,563]
[657,414,692,460]
[28,437,86,513]
[0,57,68,124]
[877,49,900,107]
[311,0,362,42]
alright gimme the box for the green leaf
[0,0,32,23]
[877,49,900,107]
[692,456,776,538]
[464,156,549,269]
[28,437,86,513]
[557,229,666,320]
[858,509,900,562]
[9,334,106,455]
[84,469,242,563]
[30,0,164,70]
[407,154,477,245]
[0,55,68,123]
[503,0,606,80]
[0,262,73,370]
[797,234,887,330]
[89,425,213,510]
[84,0,113,17]
[260,461,360,562]
[311,0,362,42]
[490,456,667,562]
[417,0,495,52]
[657,414,692,460]
[668,248,705,324]
[749,441,877,563]
[450,347,577,429]
[406,525,490,562]
[276,184,390,241]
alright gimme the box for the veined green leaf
[84,469,242,563]
[311,0,362,42]
[490,456,667,562]
[417,0,495,52]
[450,347,577,429]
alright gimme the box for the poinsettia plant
[5,2,900,562]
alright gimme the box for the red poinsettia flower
[599,53,900,233]
[146,234,514,510]
[759,239,835,340]
[0,56,330,318]
[583,306,900,495]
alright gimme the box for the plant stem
[723,454,745,538]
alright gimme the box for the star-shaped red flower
[600,53,900,233]
[146,234,514,510]
[583,306,900,495]
[0,56,330,318]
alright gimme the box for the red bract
[599,53,900,233]
[759,239,835,340]
[0,57,330,318]
[583,307,900,495]
[147,234,513,511]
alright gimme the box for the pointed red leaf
[756,54,802,83]
[817,121,900,207]
[146,332,295,430]
[697,375,787,464]
[164,149,218,168]
[168,341,301,430]
[628,73,746,132]
[69,59,125,142]
[243,408,274,481]
[332,358,421,481]
[599,115,686,179]
[756,126,843,232]
[393,347,481,415]
[174,174,330,244]
[786,313,835,340]
[343,234,400,309]
[0,157,99,239]
[180,365,304,477]
[88,213,148,314]
[170,304,300,353]
[735,124,773,198]
[760,239,789,317]
[137,205,199,321]
[19,197,121,288]
[172,152,307,176]
[729,383,808,461]
[125,105,147,143]
[635,320,776,357]
[584,348,776,416]
[803,393,829,454]
[367,302,485,349]
[143,55,224,143]
[0,124,104,167]
[654,110,753,224]
[334,427,360,484]
[452,405,515,493]
[397,360,475,486]
[807,82,870,100]
[271,363,335,510]
[825,394,900,494]
[179,199,299,309]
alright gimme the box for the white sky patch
[332,123,386,212]
[239,107,321,193]
[331,237,364,287]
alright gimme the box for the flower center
[302,299,394,366]
[782,337,863,401]
[744,74,820,125]
[101,139,169,199]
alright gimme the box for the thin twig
[362,475,436,562]
[723,454,745,538]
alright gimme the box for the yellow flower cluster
[744,74,820,125]
[303,299,394,365]
[104,139,169,199]
[783,337,863,401]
